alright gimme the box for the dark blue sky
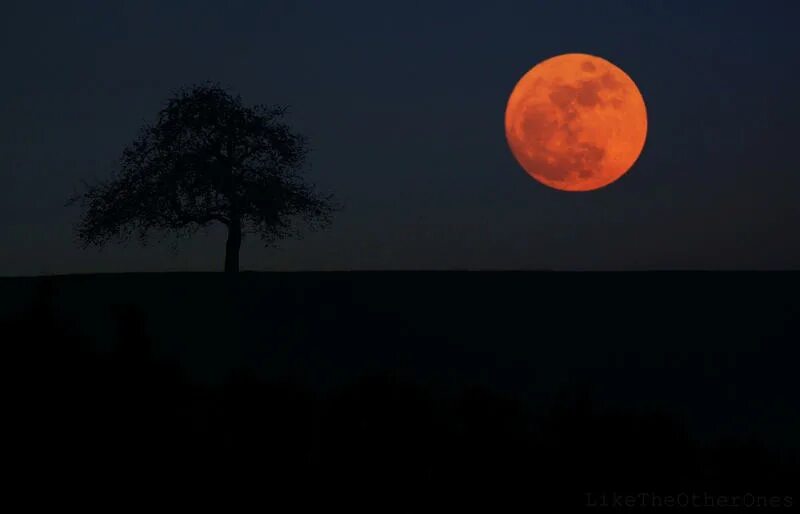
[2,0,799,274]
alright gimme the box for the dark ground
[2,272,797,510]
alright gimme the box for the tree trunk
[224,218,241,273]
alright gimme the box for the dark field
[3,272,798,509]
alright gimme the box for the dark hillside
[2,272,797,508]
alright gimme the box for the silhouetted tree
[70,84,337,272]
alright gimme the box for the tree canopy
[71,84,337,271]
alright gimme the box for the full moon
[505,53,647,191]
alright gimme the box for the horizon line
[1,269,797,279]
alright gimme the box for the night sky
[2,0,799,275]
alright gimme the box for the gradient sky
[2,0,799,275]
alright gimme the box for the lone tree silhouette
[71,84,336,272]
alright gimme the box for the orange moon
[505,53,647,191]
